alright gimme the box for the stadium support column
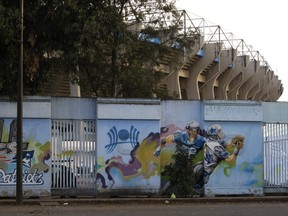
[185,43,219,99]
[200,48,232,100]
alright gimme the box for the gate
[263,123,288,193]
[51,119,97,197]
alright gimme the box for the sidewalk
[1,195,288,206]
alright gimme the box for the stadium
[42,1,283,101]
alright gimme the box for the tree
[70,0,189,98]
[0,1,21,98]
[0,0,199,98]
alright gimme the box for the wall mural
[0,118,51,196]
[105,125,140,154]
[154,120,263,195]
[96,120,160,192]
[95,119,262,195]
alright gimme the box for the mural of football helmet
[207,124,225,141]
[185,120,200,131]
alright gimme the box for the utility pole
[16,0,24,205]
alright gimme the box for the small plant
[162,147,196,197]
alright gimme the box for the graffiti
[11,149,35,168]
[0,142,34,168]
[199,124,245,186]
[0,120,32,166]
[154,120,206,157]
[154,121,246,195]
[97,131,160,190]
[105,125,140,153]
[0,168,44,185]
[0,118,51,188]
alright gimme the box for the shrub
[162,147,195,197]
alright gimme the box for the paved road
[1,201,288,216]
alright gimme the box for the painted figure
[154,120,206,195]
[153,120,206,157]
[194,124,244,187]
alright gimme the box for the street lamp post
[16,0,24,205]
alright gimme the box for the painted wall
[0,97,51,197]
[160,100,264,196]
[0,97,287,197]
[203,121,263,195]
[96,99,161,195]
[159,100,204,194]
[203,101,263,195]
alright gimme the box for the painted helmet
[207,124,225,141]
[186,120,200,131]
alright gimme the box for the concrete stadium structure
[41,4,283,101]
[150,10,283,101]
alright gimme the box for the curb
[1,196,288,206]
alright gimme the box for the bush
[162,147,196,197]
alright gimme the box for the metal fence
[51,119,97,196]
[263,123,288,193]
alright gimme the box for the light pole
[16,0,24,205]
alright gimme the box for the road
[1,201,288,216]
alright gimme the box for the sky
[175,0,288,102]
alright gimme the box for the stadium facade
[140,8,283,101]
[42,2,283,101]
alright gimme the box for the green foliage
[162,147,196,197]
[0,2,21,98]
[0,1,198,99]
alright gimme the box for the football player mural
[154,120,245,195]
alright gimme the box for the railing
[123,1,274,72]
[263,123,288,190]
[51,119,97,195]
